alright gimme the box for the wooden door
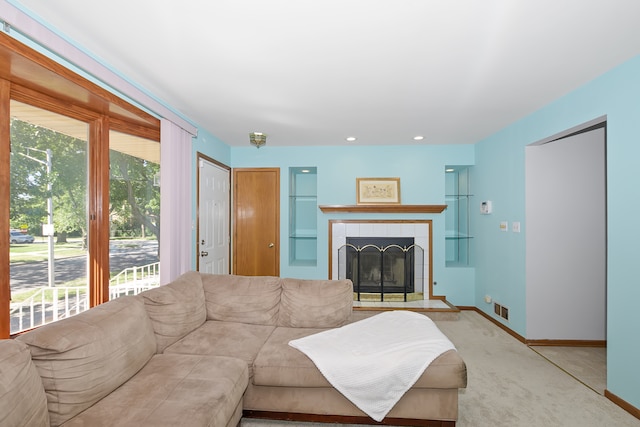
[233,168,279,276]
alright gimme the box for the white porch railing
[109,262,160,299]
[10,262,160,334]
[10,286,89,334]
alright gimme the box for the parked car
[9,231,35,244]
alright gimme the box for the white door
[198,157,230,274]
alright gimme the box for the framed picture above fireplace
[356,177,401,205]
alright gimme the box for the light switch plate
[512,222,521,232]
[499,221,508,232]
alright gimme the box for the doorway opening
[525,117,607,391]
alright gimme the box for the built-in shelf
[445,166,472,267]
[290,167,317,266]
[318,204,447,214]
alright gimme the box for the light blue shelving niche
[445,165,472,267]
[289,167,317,266]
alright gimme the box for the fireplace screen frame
[338,237,424,302]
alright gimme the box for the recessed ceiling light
[345,136,357,142]
[413,135,424,141]
[301,169,310,173]
[445,168,455,173]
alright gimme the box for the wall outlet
[484,295,492,304]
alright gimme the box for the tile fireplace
[329,220,431,301]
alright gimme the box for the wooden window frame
[0,32,160,338]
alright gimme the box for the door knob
[200,251,209,257]
[268,243,275,248]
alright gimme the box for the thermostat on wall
[480,201,492,214]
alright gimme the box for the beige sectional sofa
[0,272,467,427]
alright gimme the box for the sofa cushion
[253,326,331,387]
[141,270,207,352]
[17,296,156,427]
[253,327,467,389]
[164,320,276,378]
[202,274,282,325]
[277,278,353,328]
[0,339,49,427]
[60,354,248,427]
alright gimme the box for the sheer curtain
[160,119,193,284]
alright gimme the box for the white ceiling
[12,0,640,147]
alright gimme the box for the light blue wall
[192,128,231,167]
[231,144,475,305]
[472,54,640,408]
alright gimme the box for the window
[9,101,89,334]
[0,32,160,337]
[108,131,160,300]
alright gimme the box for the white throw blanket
[288,310,456,422]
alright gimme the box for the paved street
[10,239,159,293]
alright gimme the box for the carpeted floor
[530,345,606,394]
[241,311,639,427]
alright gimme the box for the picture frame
[356,177,401,205]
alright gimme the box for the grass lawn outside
[9,238,86,263]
